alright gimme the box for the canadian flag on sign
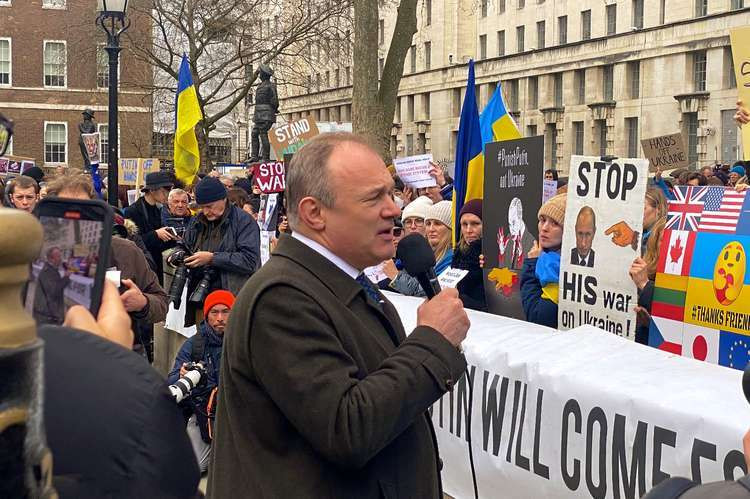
[682,324,720,364]
[658,229,696,276]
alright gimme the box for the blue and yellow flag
[479,83,521,150]
[452,60,484,243]
[174,54,203,186]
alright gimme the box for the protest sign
[0,158,7,173]
[730,26,750,161]
[437,267,469,289]
[82,132,101,165]
[364,262,388,284]
[138,158,161,186]
[482,136,544,319]
[260,231,274,266]
[558,156,648,340]
[7,158,21,174]
[119,158,139,185]
[254,161,286,193]
[640,133,688,172]
[393,154,437,189]
[542,179,557,203]
[386,292,750,499]
[650,186,750,370]
[269,116,319,158]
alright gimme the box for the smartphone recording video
[24,198,112,325]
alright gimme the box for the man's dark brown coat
[208,234,466,498]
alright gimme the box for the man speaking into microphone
[209,133,470,498]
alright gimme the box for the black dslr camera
[168,248,216,308]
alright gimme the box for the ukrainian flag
[452,60,484,243]
[479,83,521,150]
[174,54,203,186]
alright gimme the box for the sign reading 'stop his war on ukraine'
[649,186,750,370]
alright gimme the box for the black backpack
[644,475,750,499]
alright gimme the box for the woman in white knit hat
[400,195,433,237]
[389,201,454,297]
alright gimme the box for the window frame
[42,0,66,8]
[0,0,11,6]
[606,4,617,36]
[581,10,591,41]
[516,25,525,53]
[43,40,67,89]
[44,121,68,165]
[0,37,11,87]
[558,16,568,45]
[536,20,545,50]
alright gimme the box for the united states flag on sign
[696,187,747,233]
[666,186,708,231]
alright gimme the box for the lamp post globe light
[97,0,130,207]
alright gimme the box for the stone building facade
[278,0,750,173]
[0,0,152,169]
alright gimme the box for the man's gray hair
[285,132,375,229]
[168,188,188,202]
[219,174,235,184]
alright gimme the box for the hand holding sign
[735,100,750,127]
[604,221,639,250]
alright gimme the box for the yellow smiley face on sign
[712,242,746,306]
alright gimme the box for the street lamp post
[96,0,130,207]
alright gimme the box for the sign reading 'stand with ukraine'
[649,186,750,370]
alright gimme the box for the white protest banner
[640,133,689,172]
[438,267,469,289]
[165,285,197,338]
[364,262,389,284]
[260,231,274,266]
[126,189,138,206]
[393,154,437,189]
[542,179,557,203]
[558,156,648,340]
[386,292,750,499]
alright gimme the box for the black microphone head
[396,233,436,276]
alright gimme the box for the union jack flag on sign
[666,186,708,231]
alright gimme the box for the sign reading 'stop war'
[558,156,648,339]
[254,161,285,193]
[482,136,544,319]
[269,116,319,158]
[649,186,750,370]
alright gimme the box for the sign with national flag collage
[649,186,750,370]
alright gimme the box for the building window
[423,93,431,119]
[693,50,707,92]
[627,61,640,99]
[597,120,607,156]
[479,34,487,59]
[581,10,591,41]
[379,20,385,45]
[498,0,505,13]
[0,0,10,6]
[0,38,10,86]
[395,98,401,123]
[546,124,557,168]
[726,47,737,89]
[516,25,525,53]
[603,64,614,101]
[97,45,109,88]
[497,30,505,56]
[573,121,584,155]
[526,124,537,136]
[44,41,66,87]
[685,112,699,166]
[424,42,431,70]
[695,0,707,17]
[536,21,545,50]
[660,0,666,23]
[633,0,644,28]
[410,45,416,73]
[42,0,65,8]
[407,95,415,122]
[507,79,519,111]
[452,88,461,117]
[575,69,585,104]
[626,117,639,157]
[425,0,432,25]
[554,73,563,107]
[606,4,617,36]
[334,68,340,87]
[732,0,744,9]
[528,76,538,109]
[406,134,414,155]
[518,0,525,8]
[44,122,67,164]
[345,66,351,86]
[558,16,567,44]
[378,58,384,80]
[481,0,488,17]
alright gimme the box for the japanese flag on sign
[658,229,696,276]
[681,323,720,363]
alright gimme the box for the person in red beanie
[167,289,235,474]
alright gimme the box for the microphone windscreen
[396,233,436,276]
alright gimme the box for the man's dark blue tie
[356,273,383,309]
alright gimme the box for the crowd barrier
[386,292,750,499]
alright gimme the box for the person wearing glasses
[400,195,433,236]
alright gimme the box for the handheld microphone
[396,234,441,299]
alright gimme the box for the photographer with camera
[170,176,259,327]
[168,290,234,474]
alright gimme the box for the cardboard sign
[558,156,648,340]
[640,133,689,172]
[650,186,750,370]
[269,116,320,158]
[254,161,286,193]
[118,158,161,188]
[393,154,437,189]
[138,158,161,187]
[730,26,750,161]
[542,179,557,203]
[437,267,469,289]
[482,136,545,319]
[82,132,101,165]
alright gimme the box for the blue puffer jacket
[167,321,224,391]
[520,256,559,329]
